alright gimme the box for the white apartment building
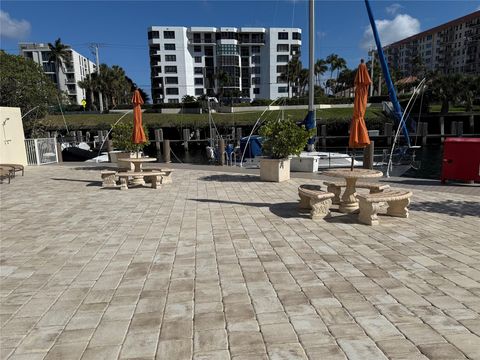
[19,43,97,105]
[147,26,302,103]
[383,11,480,77]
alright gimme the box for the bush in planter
[111,122,150,153]
[259,118,315,159]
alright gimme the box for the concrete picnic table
[117,157,157,186]
[323,168,383,213]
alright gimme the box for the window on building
[292,32,301,40]
[168,98,179,103]
[252,56,260,64]
[24,51,33,59]
[195,56,202,63]
[164,31,175,39]
[42,51,51,61]
[278,86,288,93]
[194,45,202,52]
[277,44,289,52]
[253,88,260,94]
[251,33,264,43]
[194,78,203,85]
[277,76,286,83]
[241,58,249,67]
[291,45,300,55]
[164,43,176,50]
[252,77,261,85]
[241,47,249,56]
[277,55,289,62]
[204,46,213,56]
[194,67,203,74]
[193,33,201,43]
[148,31,160,39]
[205,57,214,67]
[251,67,261,74]
[165,77,178,84]
[204,33,212,43]
[251,46,260,54]
[195,88,204,96]
[165,55,176,61]
[278,32,288,40]
[165,66,177,73]
[277,65,287,73]
[217,44,239,55]
[166,88,179,95]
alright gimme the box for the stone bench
[116,171,164,190]
[357,190,413,225]
[324,180,390,205]
[100,170,117,188]
[298,184,335,219]
[144,168,173,184]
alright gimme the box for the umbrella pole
[351,149,355,171]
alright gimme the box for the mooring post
[439,116,445,143]
[154,129,163,158]
[219,138,225,166]
[422,122,428,146]
[363,141,374,169]
[56,140,63,163]
[183,129,189,150]
[457,121,463,137]
[236,127,242,146]
[451,121,457,136]
[385,123,393,146]
[321,125,327,149]
[469,114,474,133]
[76,130,83,143]
[163,139,171,163]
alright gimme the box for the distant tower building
[147,26,302,104]
[383,11,480,77]
[19,43,97,105]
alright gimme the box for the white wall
[0,107,28,166]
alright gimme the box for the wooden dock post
[384,123,393,146]
[154,129,163,158]
[439,116,445,143]
[321,125,326,149]
[363,141,374,169]
[219,138,225,166]
[457,121,463,137]
[236,128,242,146]
[422,122,428,146]
[182,129,189,150]
[451,121,457,136]
[469,114,474,133]
[163,139,171,163]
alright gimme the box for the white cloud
[361,14,420,50]
[386,3,403,15]
[0,11,31,39]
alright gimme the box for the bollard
[85,131,90,142]
[457,122,463,137]
[363,141,374,170]
[469,114,474,133]
[56,141,63,163]
[422,122,428,146]
[236,128,242,146]
[219,138,225,166]
[439,116,445,143]
[451,121,457,136]
[76,130,83,143]
[183,128,190,150]
[384,123,393,146]
[321,125,327,149]
[154,129,163,158]
[163,139,171,163]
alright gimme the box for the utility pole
[90,43,104,112]
[369,49,375,96]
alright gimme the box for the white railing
[24,138,58,165]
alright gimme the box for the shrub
[259,118,315,159]
[111,122,150,152]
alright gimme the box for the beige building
[383,11,480,76]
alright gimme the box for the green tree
[77,74,96,110]
[47,38,71,92]
[325,54,346,94]
[428,73,462,114]
[314,59,328,88]
[280,57,302,98]
[0,51,58,127]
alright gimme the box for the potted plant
[258,118,314,182]
[110,122,149,165]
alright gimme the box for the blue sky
[1,0,479,98]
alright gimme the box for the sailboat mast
[306,0,316,151]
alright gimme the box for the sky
[1,0,479,98]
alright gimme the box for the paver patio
[1,165,479,360]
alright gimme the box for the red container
[441,137,480,184]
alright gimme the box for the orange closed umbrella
[349,61,371,149]
[132,89,146,147]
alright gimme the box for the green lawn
[429,104,480,113]
[38,108,385,131]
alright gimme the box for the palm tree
[333,57,347,81]
[77,74,96,110]
[325,54,339,82]
[214,70,231,101]
[298,69,309,96]
[47,38,71,91]
[280,57,302,98]
[314,59,327,88]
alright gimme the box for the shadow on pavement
[411,200,480,217]
[199,174,260,182]
[51,178,101,187]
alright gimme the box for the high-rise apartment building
[147,26,302,103]
[383,11,480,77]
[19,43,97,105]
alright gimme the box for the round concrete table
[323,168,383,213]
[117,157,157,186]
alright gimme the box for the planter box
[260,158,290,182]
[290,156,319,173]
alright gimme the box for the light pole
[369,48,375,96]
[90,43,104,112]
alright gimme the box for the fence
[24,138,58,165]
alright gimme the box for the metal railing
[24,138,58,165]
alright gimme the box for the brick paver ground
[1,165,479,360]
